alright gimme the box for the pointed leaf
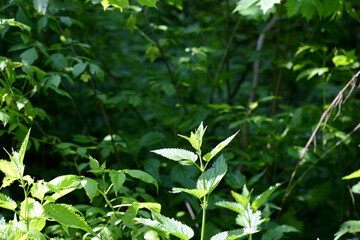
[215,201,245,214]
[172,188,208,199]
[48,175,81,189]
[0,160,17,178]
[259,0,281,14]
[343,169,360,180]
[110,170,126,193]
[197,155,227,194]
[124,169,158,191]
[251,183,281,211]
[210,229,248,240]
[135,211,194,240]
[0,193,17,210]
[43,203,92,233]
[81,178,99,202]
[334,221,360,240]
[203,131,239,162]
[231,190,250,208]
[233,0,258,13]
[138,202,161,213]
[151,148,198,165]
[137,0,158,8]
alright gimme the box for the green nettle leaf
[231,190,250,208]
[20,48,38,65]
[43,203,93,233]
[203,131,239,162]
[259,0,281,14]
[236,205,264,233]
[136,0,158,8]
[101,0,129,10]
[172,188,208,199]
[30,181,48,201]
[109,170,126,193]
[135,211,194,240]
[210,229,248,240]
[33,0,48,15]
[151,148,198,165]
[72,61,87,78]
[215,201,245,214]
[334,220,360,240]
[20,198,43,219]
[233,0,259,13]
[124,169,159,191]
[0,193,17,210]
[342,169,360,180]
[197,155,227,194]
[44,188,76,203]
[0,160,18,179]
[81,178,99,202]
[251,183,281,211]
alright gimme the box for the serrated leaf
[259,0,281,14]
[236,205,264,232]
[203,131,239,162]
[109,170,126,193]
[343,169,360,180]
[151,148,198,165]
[251,183,281,211]
[0,193,17,210]
[124,169,158,191]
[231,189,250,208]
[30,181,49,201]
[197,155,227,194]
[172,188,208,199]
[0,160,18,179]
[20,198,43,219]
[210,229,248,240]
[233,0,259,13]
[48,175,81,189]
[81,178,98,202]
[215,201,245,214]
[43,203,92,233]
[135,211,194,240]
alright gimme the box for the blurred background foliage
[0,0,360,239]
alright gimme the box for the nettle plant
[135,122,281,240]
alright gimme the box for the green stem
[200,197,207,240]
[248,234,252,240]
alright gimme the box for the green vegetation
[1,0,360,239]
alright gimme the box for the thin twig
[142,10,188,114]
[280,70,360,212]
[208,16,242,103]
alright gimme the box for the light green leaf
[236,205,264,232]
[81,178,99,202]
[44,188,76,203]
[135,211,194,240]
[144,229,160,240]
[136,0,158,8]
[210,229,248,240]
[20,48,38,65]
[109,170,126,193]
[0,160,17,178]
[172,188,208,199]
[295,67,328,82]
[233,0,259,13]
[259,0,281,14]
[138,202,161,213]
[0,193,17,210]
[215,201,245,214]
[343,169,360,180]
[20,198,43,219]
[0,110,11,127]
[151,148,198,165]
[33,0,48,14]
[48,175,81,189]
[203,131,239,162]
[72,61,87,78]
[334,220,360,240]
[124,169,158,191]
[43,203,93,233]
[101,0,129,10]
[197,155,227,194]
[89,63,105,82]
[30,181,49,201]
[231,190,250,208]
[251,183,281,211]
[352,182,360,194]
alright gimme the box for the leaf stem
[200,197,207,240]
